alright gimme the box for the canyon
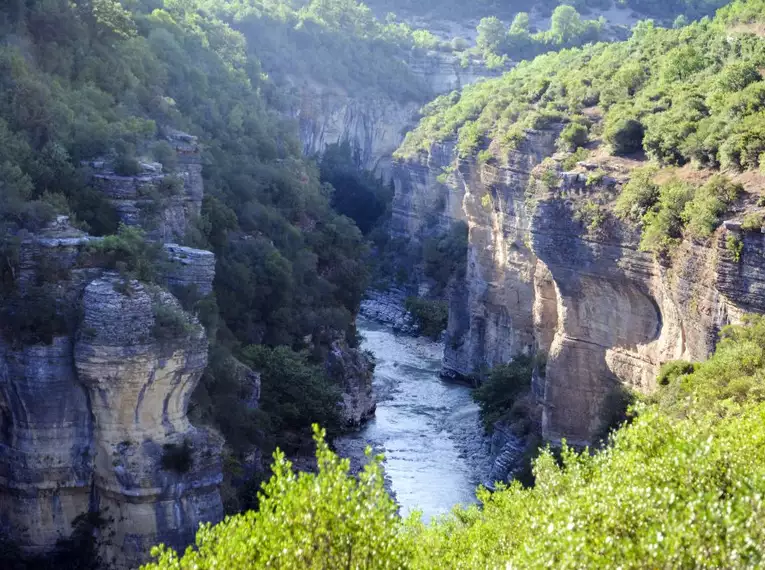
[288,52,507,178]
[390,125,765,447]
[0,129,374,568]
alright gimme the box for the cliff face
[290,54,507,178]
[393,127,765,445]
[75,278,223,569]
[89,130,204,244]
[0,216,223,568]
[1,124,377,565]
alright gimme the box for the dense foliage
[0,0,376,468]
[404,296,448,339]
[475,7,610,65]
[399,0,765,170]
[144,313,765,569]
[190,0,439,102]
[365,0,726,21]
[143,426,412,570]
[239,345,343,451]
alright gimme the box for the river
[336,317,492,522]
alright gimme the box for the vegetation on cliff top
[398,0,765,168]
[366,0,727,21]
[0,0,374,468]
[144,314,765,569]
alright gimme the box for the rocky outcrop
[408,52,508,95]
[288,55,508,179]
[89,130,203,243]
[75,277,223,569]
[163,244,216,297]
[359,289,417,334]
[393,127,765,445]
[290,82,421,177]
[326,340,376,428]
[0,213,224,567]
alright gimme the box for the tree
[604,117,645,155]
[549,5,583,45]
[506,12,532,56]
[476,16,506,55]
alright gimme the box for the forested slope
[141,0,765,567]
[0,0,374,474]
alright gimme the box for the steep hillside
[198,0,504,175]
[0,1,379,566]
[393,0,765,445]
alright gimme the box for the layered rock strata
[289,56,509,179]
[75,277,223,569]
[393,126,765,445]
[0,216,223,568]
[89,130,203,243]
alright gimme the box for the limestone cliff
[0,217,222,568]
[76,277,223,569]
[288,54,507,179]
[89,129,203,244]
[392,126,765,446]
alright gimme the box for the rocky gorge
[0,130,375,568]
[390,124,765,449]
[288,52,508,179]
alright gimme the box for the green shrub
[113,153,141,177]
[144,426,411,570]
[656,360,697,386]
[741,211,765,232]
[557,122,588,152]
[158,175,184,197]
[604,117,645,156]
[593,383,636,443]
[682,175,740,240]
[473,355,533,430]
[727,233,744,262]
[573,199,606,234]
[405,297,448,339]
[585,168,606,187]
[614,165,659,221]
[640,178,693,255]
[561,147,589,171]
[152,302,193,341]
[89,224,163,282]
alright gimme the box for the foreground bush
[143,426,412,570]
[144,316,765,570]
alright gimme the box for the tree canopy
[144,312,765,569]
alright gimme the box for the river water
[336,317,492,522]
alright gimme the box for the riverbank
[337,317,492,521]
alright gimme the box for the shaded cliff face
[393,127,765,445]
[76,278,223,569]
[89,131,204,244]
[0,217,222,568]
[291,53,507,179]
